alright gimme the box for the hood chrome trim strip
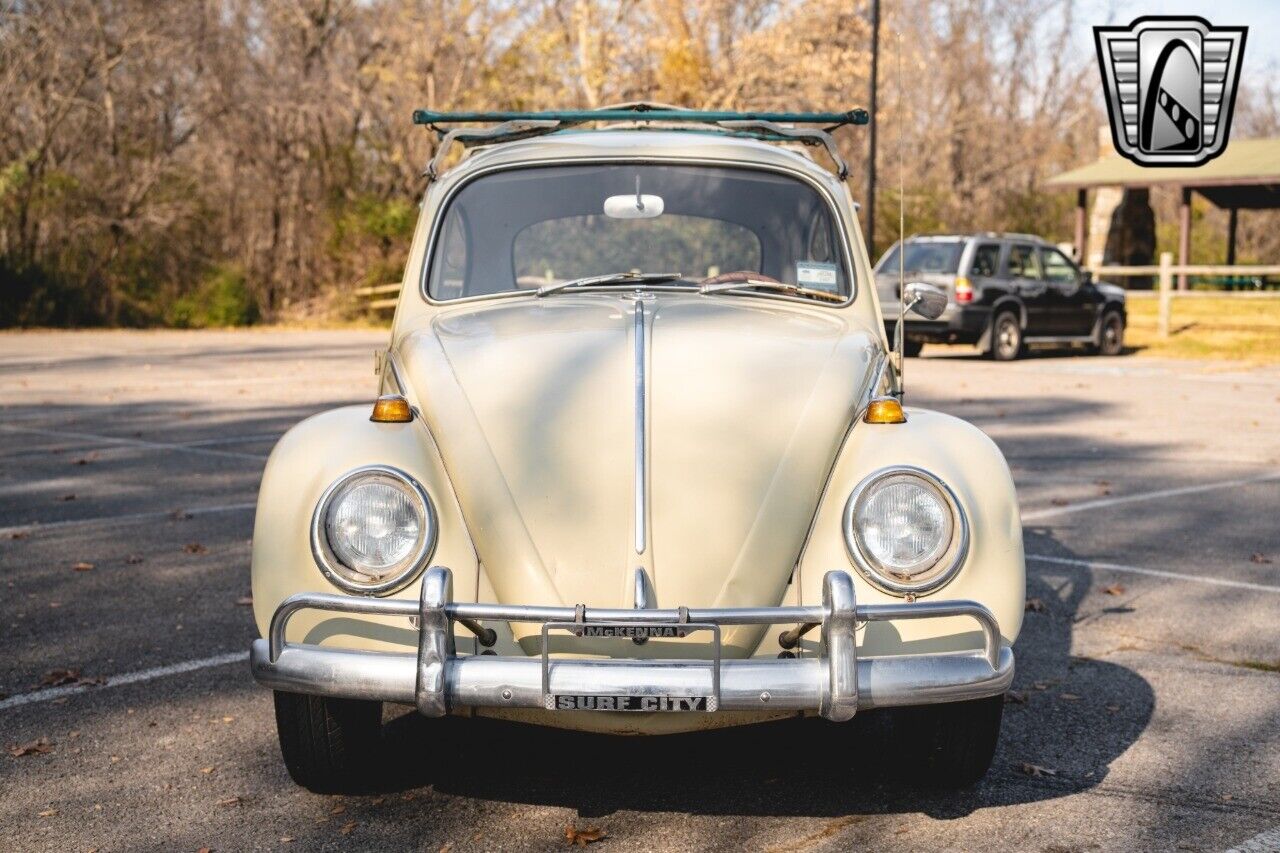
[634,300,647,554]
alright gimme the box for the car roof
[444,128,844,190]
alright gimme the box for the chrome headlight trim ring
[842,465,970,597]
[309,464,438,596]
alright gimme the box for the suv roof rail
[903,231,1049,243]
[975,231,1046,242]
[415,102,869,182]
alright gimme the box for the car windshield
[878,240,964,275]
[426,164,850,301]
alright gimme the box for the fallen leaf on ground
[1106,704,1121,712]
[1004,690,1028,704]
[339,820,357,835]
[72,561,94,572]
[330,804,346,815]
[235,596,253,606]
[1024,598,1046,613]
[1049,497,1069,506]
[57,494,76,502]
[1102,584,1126,596]
[200,766,214,774]
[1017,762,1058,778]
[8,738,54,757]
[39,668,104,688]
[125,554,144,565]
[197,848,212,853]
[183,542,208,555]
[170,509,193,520]
[10,531,29,540]
[1059,693,1081,701]
[564,824,608,846]
[281,837,295,844]
[218,796,241,807]
[1250,553,1272,564]
[38,808,58,817]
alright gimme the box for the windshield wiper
[536,271,684,297]
[699,277,845,303]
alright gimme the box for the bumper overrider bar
[250,568,1014,721]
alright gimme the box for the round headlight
[311,466,436,594]
[843,467,967,595]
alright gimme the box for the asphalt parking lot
[2,329,1278,852]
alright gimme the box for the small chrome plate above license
[540,620,723,713]
[575,625,689,639]
[552,695,711,712]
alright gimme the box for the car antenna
[892,28,908,399]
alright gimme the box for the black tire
[887,695,1004,787]
[903,339,924,358]
[273,690,382,793]
[989,311,1023,361]
[1093,310,1125,356]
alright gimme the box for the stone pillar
[1102,188,1156,288]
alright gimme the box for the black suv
[874,233,1127,360]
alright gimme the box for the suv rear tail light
[955,276,974,304]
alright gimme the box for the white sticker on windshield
[796,261,839,292]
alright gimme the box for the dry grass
[1125,296,1280,363]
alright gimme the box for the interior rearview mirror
[604,193,664,219]
[904,281,948,320]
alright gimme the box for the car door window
[969,243,1001,278]
[1006,244,1041,279]
[1040,247,1079,286]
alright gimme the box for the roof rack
[415,102,869,182]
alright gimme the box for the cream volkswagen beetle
[250,105,1024,792]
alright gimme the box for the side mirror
[1081,270,1094,286]
[903,282,948,320]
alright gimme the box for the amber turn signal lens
[864,398,906,424]
[370,394,413,423]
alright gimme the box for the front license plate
[552,695,710,712]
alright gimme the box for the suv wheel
[990,311,1023,361]
[1093,310,1124,356]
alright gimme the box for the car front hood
[398,293,880,654]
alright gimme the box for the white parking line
[0,501,256,538]
[1027,554,1280,594]
[1022,471,1280,521]
[0,651,246,713]
[0,423,267,461]
[1225,825,1280,853]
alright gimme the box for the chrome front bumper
[250,568,1014,721]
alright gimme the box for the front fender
[250,405,477,653]
[797,408,1024,656]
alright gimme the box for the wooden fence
[352,282,401,311]
[1089,254,1280,338]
